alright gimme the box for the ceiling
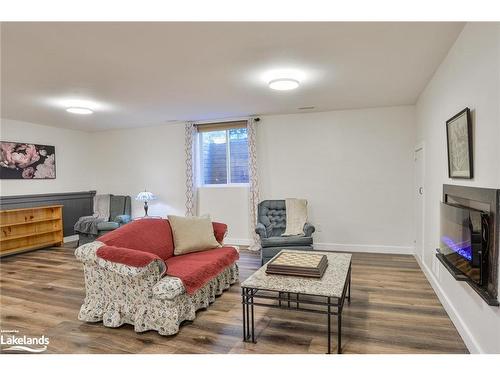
[1,22,465,131]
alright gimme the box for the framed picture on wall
[446,107,473,179]
[0,141,56,179]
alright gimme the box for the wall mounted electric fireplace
[440,202,489,285]
[437,185,499,306]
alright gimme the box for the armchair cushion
[261,235,313,248]
[96,221,120,231]
[113,214,131,224]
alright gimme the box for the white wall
[0,118,95,196]
[415,23,500,354]
[91,124,252,242]
[87,106,417,251]
[91,123,187,218]
[198,186,250,244]
[258,106,416,253]
[0,119,187,219]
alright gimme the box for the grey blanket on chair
[74,194,110,235]
[74,216,105,235]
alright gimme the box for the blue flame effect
[441,236,472,261]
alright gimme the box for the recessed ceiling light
[66,107,94,115]
[268,78,300,91]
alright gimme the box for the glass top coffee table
[241,250,352,354]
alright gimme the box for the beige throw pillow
[168,215,221,256]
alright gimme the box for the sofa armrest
[255,222,267,239]
[212,222,228,244]
[97,221,120,231]
[113,214,131,225]
[75,241,165,279]
[97,245,166,272]
[303,222,316,237]
[152,276,186,300]
[75,240,104,264]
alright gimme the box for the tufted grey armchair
[256,200,315,265]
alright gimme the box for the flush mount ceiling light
[46,97,111,114]
[66,107,94,115]
[268,78,300,91]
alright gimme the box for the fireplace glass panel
[439,202,485,284]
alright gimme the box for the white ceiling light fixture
[66,107,94,115]
[268,78,300,91]
[46,97,111,115]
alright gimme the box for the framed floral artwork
[446,108,473,179]
[0,141,56,179]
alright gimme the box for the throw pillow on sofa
[168,215,221,255]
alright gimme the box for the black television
[439,202,490,285]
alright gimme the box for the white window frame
[198,128,250,187]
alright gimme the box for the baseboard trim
[225,237,251,246]
[225,240,414,254]
[64,234,78,243]
[313,242,414,255]
[414,255,482,354]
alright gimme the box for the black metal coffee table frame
[241,262,351,354]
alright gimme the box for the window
[198,121,249,185]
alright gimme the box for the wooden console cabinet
[0,205,63,257]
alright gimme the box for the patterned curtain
[247,117,261,251]
[185,122,197,216]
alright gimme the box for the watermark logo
[1,330,49,353]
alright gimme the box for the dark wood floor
[0,245,468,354]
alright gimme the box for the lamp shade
[135,191,156,202]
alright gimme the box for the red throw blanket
[96,219,235,294]
[165,247,239,295]
[99,218,175,260]
[98,219,228,260]
[96,245,238,295]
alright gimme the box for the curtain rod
[190,116,260,125]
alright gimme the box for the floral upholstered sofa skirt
[75,241,239,335]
